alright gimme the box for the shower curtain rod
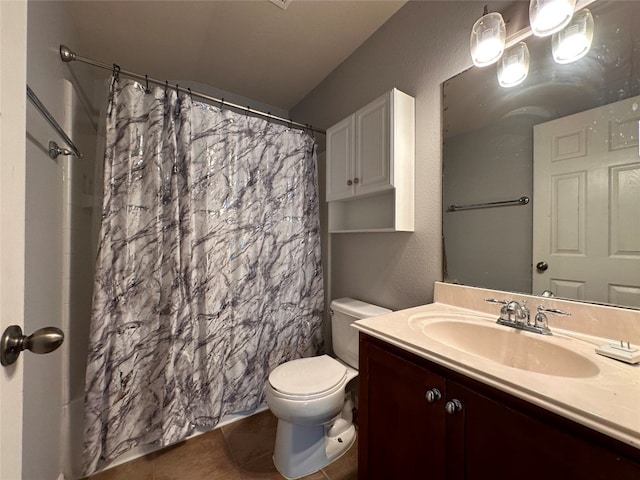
[59,45,326,136]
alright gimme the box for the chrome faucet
[504,300,530,325]
[484,299,569,335]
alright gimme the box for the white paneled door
[533,95,640,307]
[0,1,28,479]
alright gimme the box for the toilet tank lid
[330,297,391,319]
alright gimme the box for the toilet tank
[330,298,391,369]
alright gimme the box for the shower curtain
[83,77,324,474]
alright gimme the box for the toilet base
[272,419,356,479]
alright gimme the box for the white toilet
[266,297,391,479]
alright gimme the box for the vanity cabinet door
[359,339,446,480]
[447,380,640,480]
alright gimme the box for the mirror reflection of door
[533,95,640,307]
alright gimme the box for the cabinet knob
[353,177,359,184]
[445,399,462,415]
[347,179,353,186]
[425,388,442,404]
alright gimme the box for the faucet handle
[537,305,571,316]
[534,311,549,330]
[535,305,570,332]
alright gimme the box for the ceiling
[63,0,406,111]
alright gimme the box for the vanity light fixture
[497,42,530,88]
[529,0,577,37]
[470,9,506,67]
[552,9,594,64]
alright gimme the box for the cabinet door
[359,340,447,480]
[355,93,392,196]
[326,115,355,201]
[447,380,640,480]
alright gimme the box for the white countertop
[353,302,640,449]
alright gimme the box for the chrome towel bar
[26,85,83,159]
[447,195,529,212]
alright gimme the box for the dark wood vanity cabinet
[358,333,640,480]
[358,333,447,479]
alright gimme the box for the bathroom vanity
[354,283,640,479]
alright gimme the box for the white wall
[25,2,99,478]
[291,1,491,310]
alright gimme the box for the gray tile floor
[87,410,357,480]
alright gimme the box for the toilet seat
[269,355,347,400]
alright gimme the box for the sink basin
[409,313,600,378]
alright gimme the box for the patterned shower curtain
[83,77,324,474]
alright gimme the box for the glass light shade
[552,9,594,64]
[529,0,577,37]
[497,42,530,88]
[470,12,506,67]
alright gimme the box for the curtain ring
[112,63,121,81]
[164,80,168,98]
[219,97,225,110]
[144,74,150,94]
[188,88,192,100]
[175,83,180,96]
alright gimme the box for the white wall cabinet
[326,88,414,232]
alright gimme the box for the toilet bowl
[266,298,391,479]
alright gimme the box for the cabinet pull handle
[425,388,441,404]
[445,399,462,415]
[347,179,353,186]
[353,177,359,184]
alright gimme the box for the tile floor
[86,410,357,480]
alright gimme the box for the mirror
[443,1,640,309]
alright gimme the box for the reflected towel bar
[26,85,83,159]
[447,196,529,212]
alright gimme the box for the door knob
[1,325,64,366]
[536,261,549,272]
